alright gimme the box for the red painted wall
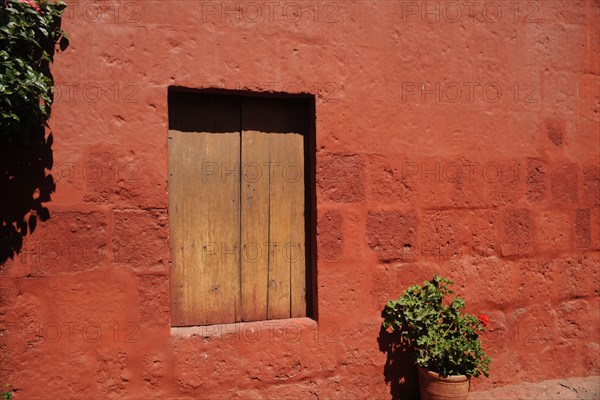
[1,1,599,398]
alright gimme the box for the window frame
[167,87,317,327]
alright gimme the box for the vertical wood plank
[287,134,306,318]
[169,130,241,326]
[267,133,306,319]
[241,97,307,321]
[240,131,270,321]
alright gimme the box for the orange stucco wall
[1,1,599,398]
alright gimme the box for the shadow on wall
[378,323,420,400]
[0,126,54,265]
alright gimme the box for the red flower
[18,0,41,12]
[478,314,490,327]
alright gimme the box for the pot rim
[417,365,470,383]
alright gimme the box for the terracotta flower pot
[417,365,470,400]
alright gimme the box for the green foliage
[382,275,491,378]
[1,383,13,400]
[0,0,68,144]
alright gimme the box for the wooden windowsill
[171,317,317,339]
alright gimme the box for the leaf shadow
[377,320,420,399]
[0,126,54,266]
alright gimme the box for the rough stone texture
[26,211,108,275]
[514,259,555,302]
[142,352,165,390]
[366,210,418,261]
[318,265,367,322]
[470,210,498,257]
[137,274,170,327]
[113,209,169,271]
[316,210,344,262]
[82,148,166,210]
[1,1,599,398]
[317,154,365,203]
[583,165,600,205]
[551,163,578,204]
[557,300,594,340]
[592,206,600,250]
[421,210,470,260]
[469,375,600,400]
[370,262,442,312]
[536,210,571,253]
[546,119,565,147]
[469,256,514,307]
[556,254,600,299]
[95,349,129,396]
[507,304,558,345]
[500,209,534,258]
[488,161,524,206]
[526,158,547,202]
[575,208,592,249]
[367,155,416,204]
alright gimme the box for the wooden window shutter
[168,92,308,326]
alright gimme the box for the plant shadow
[0,126,54,266]
[377,323,420,400]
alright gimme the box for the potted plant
[382,275,491,400]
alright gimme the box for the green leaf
[0,0,68,143]
[381,275,492,378]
